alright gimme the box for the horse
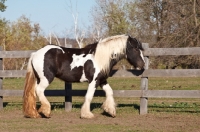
[23,34,145,119]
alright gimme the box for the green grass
[3,77,200,90]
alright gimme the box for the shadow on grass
[148,104,200,113]
[49,102,200,114]
[3,102,200,114]
[3,102,8,107]
[50,102,140,111]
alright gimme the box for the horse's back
[31,44,98,83]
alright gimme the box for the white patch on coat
[139,49,145,62]
[70,54,93,70]
[80,70,88,82]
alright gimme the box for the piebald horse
[23,34,145,119]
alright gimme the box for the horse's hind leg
[35,78,51,118]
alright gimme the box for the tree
[1,15,46,70]
[134,0,200,47]
[91,0,134,36]
[0,18,8,50]
[0,0,6,12]
[5,15,46,50]
[134,0,200,68]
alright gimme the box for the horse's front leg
[81,81,96,119]
[101,83,116,117]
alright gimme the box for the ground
[1,77,200,131]
[0,101,200,132]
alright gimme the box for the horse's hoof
[105,110,116,118]
[24,111,41,118]
[38,112,51,118]
[102,103,116,118]
[111,113,116,118]
[44,114,51,118]
[80,112,94,119]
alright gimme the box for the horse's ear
[133,37,143,50]
[127,36,133,46]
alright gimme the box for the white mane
[94,34,128,74]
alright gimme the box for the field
[1,77,200,132]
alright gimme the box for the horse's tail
[23,53,40,118]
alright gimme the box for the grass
[3,76,200,90]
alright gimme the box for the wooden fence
[0,44,200,114]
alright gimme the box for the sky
[1,0,96,37]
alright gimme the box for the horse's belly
[56,67,88,83]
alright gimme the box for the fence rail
[1,47,200,58]
[0,44,200,114]
[1,69,200,78]
[1,89,200,98]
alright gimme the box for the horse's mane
[94,34,129,74]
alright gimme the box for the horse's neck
[109,56,124,71]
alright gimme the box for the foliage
[91,0,135,36]
[0,0,6,12]
[0,18,8,48]
[134,0,200,69]
[2,15,46,51]
[0,15,46,70]
[136,0,200,47]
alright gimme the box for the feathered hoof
[38,109,51,118]
[102,102,116,118]
[106,109,116,118]
[38,106,51,118]
[80,112,94,119]
[103,108,116,118]
[24,111,41,118]
[38,112,51,118]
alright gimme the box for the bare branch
[65,0,85,48]
[52,32,61,46]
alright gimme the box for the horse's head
[126,36,145,70]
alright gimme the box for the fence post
[65,82,72,111]
[0,46,3,110]
[140,43,149,115]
